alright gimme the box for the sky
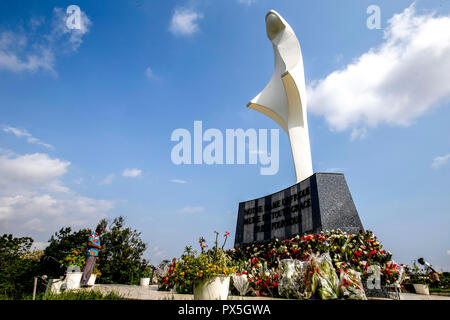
[0,0,449,270]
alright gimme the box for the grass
[32,289,127,300]
[430,288,450,293]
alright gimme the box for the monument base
[234,173,364,247]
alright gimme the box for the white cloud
[0,152,114,239]
[169,8,203,36]
[0,148,15,156]
[151,246,165,258]
[0,153,70,194]
[447,250,450,255]
[29,17,46,30]
[179,206,205,214]
[237,0,257,5]
[0,6,91,74]
[145,67,156,80]
[99,173,115,185]
[170,179,187,184]
[308,4,450,139]
[2,125,54,149]
[0,193,113,234]
[0,31,54,73]
[323,168,345,173]
[350,127,367,141]
[122,168,142,178]
[432,154,450,169]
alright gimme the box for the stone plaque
[234,173,364,247]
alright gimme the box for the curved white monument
[235,11,364,248]
[248,10,313,183]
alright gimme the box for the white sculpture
[248,10,313,183]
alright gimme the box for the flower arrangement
[159,229,401,299]
[405,260,431,285]
[225,229,399,298]
[61,249,86,269]
[159,231,236,294]
[158,258,177,291]
[379,261,404,285]
[141,265,154,278]
[93,265,102,277]
[248,268,279,297]
[229,230,393,281]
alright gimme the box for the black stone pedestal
[234,173,364,247]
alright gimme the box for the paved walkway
[87,284,450,300]
[400,292,450,300]
[88,284,280,300]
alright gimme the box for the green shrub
[35,290,126,300]
[0,234,42,300]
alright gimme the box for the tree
[97,216,149,285]
[0,234,41,299]
[42,217,150,285]
[44,227,92,262]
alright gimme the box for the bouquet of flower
[339,268,367,300]
[315,253,340,299]
[303,253,340,300]
[381,261,403,286]
[247,268,280,297]
[158,258,177,291]
[278,259,305,299]
[61,249,86,269]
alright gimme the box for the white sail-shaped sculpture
[248,10,313,183]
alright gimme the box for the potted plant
[61,250,85,290]
[407,260,431,295]
[174,231,235,300]
[88,266,101,286]
[140,266,153,286]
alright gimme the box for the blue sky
[1,0,450,270]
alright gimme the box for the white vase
[47,279,64,294]
[232,274,249,296]
[87,274,97,286]
[64,272,83,290]
[194,276,230,300]
[140,278,150,286]
[413,284,429,295]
